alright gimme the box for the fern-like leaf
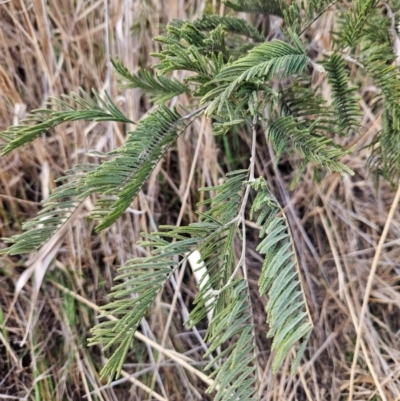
[280,77,336,135]
[369,107,400,185]
[323,53,361,135]
[363,46,400,109]
[193,14,265,42]
[203,279,256,401]
[81,105,202,231]
[187,170,248,327]
[186,170,257,400]
[360,18,400,183]
[338,0,379,47]
[90,170,251,386]
[250,177,313,373]
[0,89,133,154]
[204,39,309,115]
[216,39,308,82]
[89,236,194,379]
[284,0,339,34]
[223,0,286,17]
[267,115,353,179]
[0,164,94,255]
[153,23,213,77]
[111,58,189,103]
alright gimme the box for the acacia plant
[1,0,400,398]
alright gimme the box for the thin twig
[119,369,168,401]
[249,115,257,182]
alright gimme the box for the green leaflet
[284,0,339,34]
[266,115,353,180]
[369,107,400,185]
[1,105,196,258]
[204,279,256,401]
[89,238,191,380]
[90,169,258,394]
[359,8,400,184]
[111,58,190,103]
[0,164,94,255]
[360,26,400,113]
[152,22,214,77]
[188,170,258,400]
[250,178,313,374]
[224,0,286,17]
[187,170,247,329]
[323,53,361,135]
[280,77,336,136]
[81,105,195,231]
[338,0,379,48]
[192,14,265,42]
[0,89,133,154]
[204,38,309,115]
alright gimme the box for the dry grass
[1,1,400,400]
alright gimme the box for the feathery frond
[250,178,313,373]
[89,233,195,380]
[203,279,256,400]
[369,107,400,185]
[1,103,201,260]
[363,48,400,108]
[216,39,307,82]
[284,0,339,34]
[359,8,392,49]
[192,14,265,42]
[81,105,199,231]
[323,53,361,135]
[0,89,133,154]
[359,12,400,183]
[0,164,94,255]
[187,170,248,327]
[366,46,400,183]
[266,115,353,179]
[204,38,309,115]
[90,169,251,386]
[280,77,335,135]
[152,23,213,77]
[111,58,189,103]
[186,170,258,399]
[338,0,379,47]
[224,0,286,17]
